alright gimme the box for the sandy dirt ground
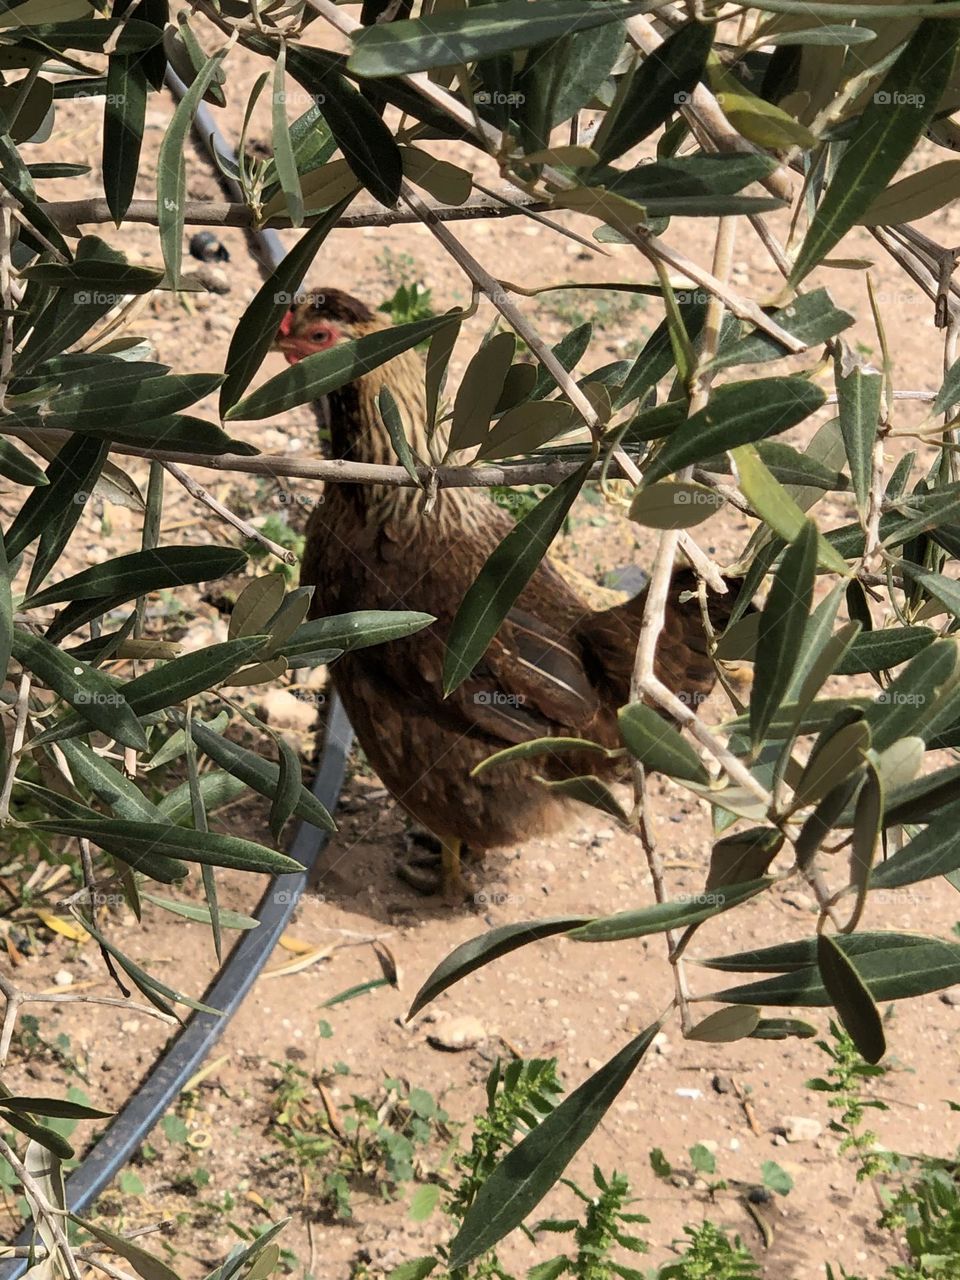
[3,29,960,1280]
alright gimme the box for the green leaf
[795,766,865,871]
[284,44,403,208]
[22,545,247,610]
[70,1216,181,1280]
[708,932,960,1005]
[934,356,960,416]
[103,52,147,225]
[686,1005,760,1043]
[533,322,592,399]
[618,702,709,784]
[791,17,960,285]
[401,145,473,205]
[142,893,257,930]
[75,911,206,1017]
[642,377,826,484]
[733,443,850,573]
[568,878,772,943]
[865,638,959,750]
[835,346,882,513]
[270,735,301,841]
[701,931,934,973]
[0,532,11,733]
[408,916,591,1018]
[5,433,108,561]
[230,575,287,641]
[537,774,629,823]
[629,480,723,529]
[4,1110,73,1159]
[33,818,304,877]
[475,399,578,460]
[442,462,590,696]
[425,311,462,432]
[279,610,434,662]
[68,413,255,457]
[32,370,223,431]
[870,798,960,890]
[600,153,778,204]
[189,717,335,831]
[706,288,854,372]
[57,738,166,825]
[0,1096,111,1119]
[156,770,247,827]
[379,384,422,484]
[836,626,934,675]
[880,762,960,825]
[449,331,516,453]
[447,1024,660,1269]
[322,977,390,1007]
[271,44,304,227]
[762,23,876,44]
[12,628,147,751]
[860,159,960,226]
[157,45,230,285]
[472,736,610,777]
[911,569,960,619]
[846,761,882,931]
[709,57,816,149]
[0,439,50,487]
[517,21,624,156]
[407,1186,441,1223]
[10,18,164,52]
[705,827,783,890]
[792,718,870,808]
[219,198,350,414]
[751,519,818,747]
[594,21,714,164]
[817,933,886,1064]
[226,312,459,420]
[349,0,647,77]
[125,637,268,716]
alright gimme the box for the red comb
[278,309,295,337]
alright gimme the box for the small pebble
[426,1015,486,1052]
[781,1115,822,1143]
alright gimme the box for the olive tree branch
[0,1134,82,1280]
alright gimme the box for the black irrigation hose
[0,73,355,1278]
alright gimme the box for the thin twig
[0,673,32,822]
[0,200,14,411]
[163,461,298,564]
[400,185,607,439]
[0,1134,83,1280]
[0,969,176,1069]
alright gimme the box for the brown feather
[288,290,741,851]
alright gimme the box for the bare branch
[40,191,553,233]
[0,1134,83,1280]
[163,461,298,564]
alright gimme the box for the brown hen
[279,289,732,899]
